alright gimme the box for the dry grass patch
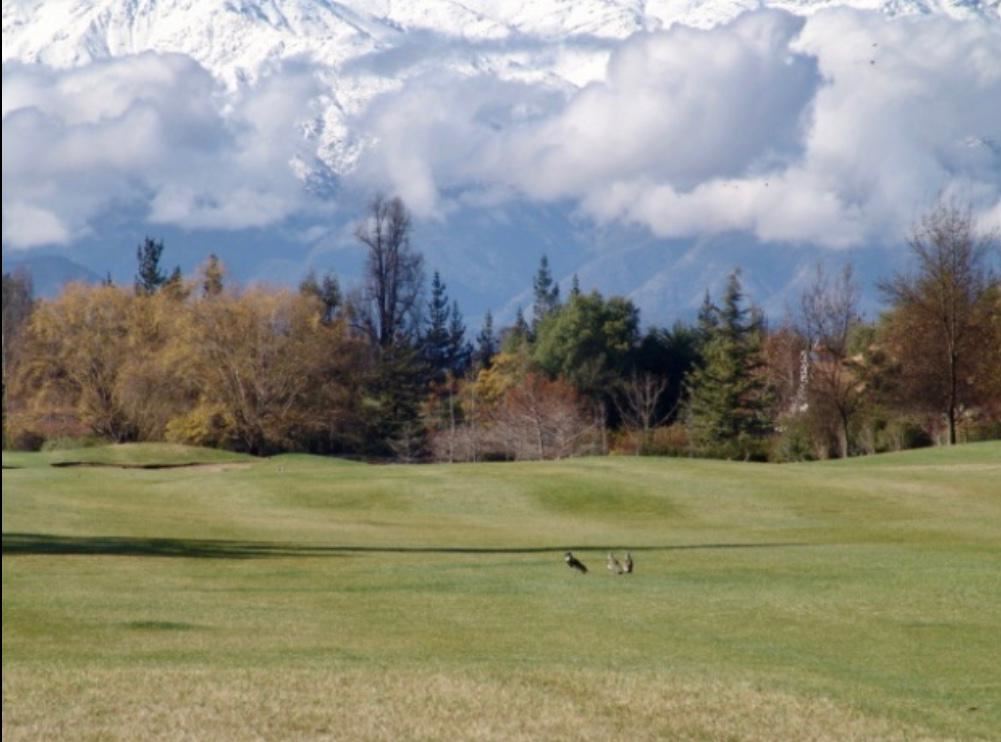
[2,667,943,742]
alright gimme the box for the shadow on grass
[2,532,815,560]
[49,461,250,470]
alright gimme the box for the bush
[770,417,818,463]
[610,425,692,458]
[165,404,233,449]
[5,426,46,451]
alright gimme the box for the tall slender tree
[532,255,560,333]
[201,254,225,297]
[353,195,424,348]
[475,311,498,369]
[352,195,427,456]
[448,299,472,377]
[423,271,453,383]
[135,236,168,296]
[799,263,865,458]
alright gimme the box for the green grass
[3,442,1000,740]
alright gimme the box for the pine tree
[570,273,581,299]
[686,271,770,459]
[696,289,718,343]
[475,311,498,368]
[503,306,531,352]
[162,265,188,301]
[299,269,340,323]
[532,255,560,332]
[202,254,225,297]
[423,271,453,383]
[447,300,471,376]
[135,237,167,296]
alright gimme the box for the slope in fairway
[3,443,1000,740]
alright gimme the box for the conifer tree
[475,311,498,368]
[532,255,560,332]
[202,254,225,298]
[299,269,341,323]
[447,299,471,376]
[686,271,771,459]
[135,237,167,296]
[423,271,453,383]
[162,265,188,301]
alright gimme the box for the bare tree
[614,371,671,453]
[800,263,865,458]
[488,374,593,460]
[879,200,1000,444]
[353,195,424,349]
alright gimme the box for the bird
[564,551,588,574]
[622,552,634,574]
[607,552,624,575]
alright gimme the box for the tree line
[3,197,999,460]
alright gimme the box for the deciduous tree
[878,200,1000,444]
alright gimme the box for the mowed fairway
[3,443,1000,741]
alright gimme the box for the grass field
[3,442,1000,740]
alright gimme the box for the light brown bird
[607,552,624,575]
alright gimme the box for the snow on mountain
[3,0,999,322]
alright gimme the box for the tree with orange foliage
[879,200,1000,444]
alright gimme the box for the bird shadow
[2,532,815,561]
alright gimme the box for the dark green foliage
[135,237,168,296]
[532,255,560,333]
[423,271,452,382]
[475,311,498,369]
[502,307,531,352]
[363,343,428,458]
[533,291,640,395]
[421,273,470,382]
[202,254,225,298]
[448,300,472,377]
[686,271,772,459]
[631,322,701,425]
[299,269,341,323]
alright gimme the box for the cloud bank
[3,8,999,252]
[353,9,1001,246]
[2,53,325,248]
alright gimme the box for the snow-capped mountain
[3,0,1000,323]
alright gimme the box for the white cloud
[3,9,999,253]
[2,202,70,249]
[2,53,324,248]
[350,8,1001,247]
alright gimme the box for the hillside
[3,443,1000,739]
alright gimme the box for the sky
[2,5,1000,320]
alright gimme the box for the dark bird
[564,551,588,574]
[623,552,634,574]
[607,552,624,575]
